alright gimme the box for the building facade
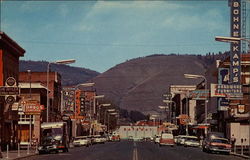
[0,32,25,150]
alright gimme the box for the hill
[92,53,228,115]
[19,60,100,86]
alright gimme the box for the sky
[0,0,236,73]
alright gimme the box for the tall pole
[46,63,50,122]
[186,91,189,136]
[27,70,32,146]
[204,76,208,136]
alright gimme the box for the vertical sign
[230,0,241,84]
[0,50,3,86]
[218,68,229,111]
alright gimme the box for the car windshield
[186,137,198,141]
[161,134,173,139]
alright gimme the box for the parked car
[110,134,120,142]
[73,136,91,147]
[159,133,175,147]
[154,135,161,144]
[92,135,105,144]
[202,137,231,154]
[176,135,190,146]
[183,136,200,147]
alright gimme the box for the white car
[92,135,106,144]
[73,136,91,147]
[183,136,200,147]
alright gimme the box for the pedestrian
[200,135,204,146]
[230,134,236,152]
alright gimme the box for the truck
[38,122,69,154]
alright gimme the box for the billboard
[230,0,241,84]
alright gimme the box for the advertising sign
[238,104,245,113]
[218,68,229,111]
[211,84,243,98]
[0,87,19,95]
[23,100,44,115]
[230,0,241,84]
[189,90,209,100]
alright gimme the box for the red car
[159,133,175,147]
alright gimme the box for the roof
[18,82,47,90]
[0,32,25,56]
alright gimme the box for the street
[21,140,245,160]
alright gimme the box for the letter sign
[230,0,241,84]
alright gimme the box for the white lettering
[233,16,239,22]
[233,68,239,73]
[233,46,239,52]
[233,2,239,7]
[233,9,239,15]
[233,31,239,37]
[233,77,239,83]
[233,61,239,66]
[233,24,239,29]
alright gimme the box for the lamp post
[215,36,250,53]
[27,70,32,148]
[46,59,75,122]
[163,100,176,124]
[97,103,111,122]
[72,83,94,137]
[184,74,208,135]
[104,109,116,133]
[107,112,118,133]
[93,95,105,116]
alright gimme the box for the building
[215,54,250,147]
[19,72,62,122]
[18,82,47,146]
[0,32,25,150]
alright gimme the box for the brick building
[19,72,62,122]
[0,32,25,150]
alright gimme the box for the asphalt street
[21,140,245,160]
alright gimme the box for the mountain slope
[19,60,99,86]
[93,54,208,115]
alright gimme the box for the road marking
[133,142,137,147]
[133,142,138,160]
[133,148,138,160]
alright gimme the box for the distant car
[92,135,106,144]
[183,136,200,147]
[154,135,161,144]
[128,136,133,141]
[110,134,120,142]
[176,135,190,145]
[73,136,91,147]
[159,133,175,147]
[202,137,231,154]
[133,137,142,142]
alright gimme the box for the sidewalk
[230,152,249,159]
[0,149,37,160]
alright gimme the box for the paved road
[21,140,245,160]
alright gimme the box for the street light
[184,73,208,135]
[97,103,111,122]
[46,59,75,122]
[107,112,118,133]
[215,36,250,52]
[93,95,105,115]
[163,100,176,124]
[74,82,95,117]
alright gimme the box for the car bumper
[209,147,231,153]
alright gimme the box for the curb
[230,152,249,159]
